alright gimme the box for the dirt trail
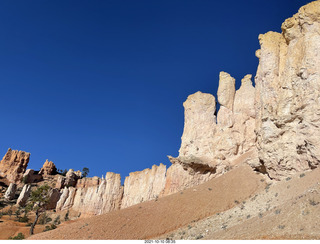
[28,164,265,240]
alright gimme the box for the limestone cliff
[255,1,320,179]
[3,0,320,219]
[121,164,166,209]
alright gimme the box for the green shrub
[43,224,57,232]
[8,233,25,240]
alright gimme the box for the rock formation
[22,169,42,184]
[72,173,123,216]
[3,1,320,219]
[39,160,57,176]
[0,149,30,183]
[4,183,17,200]
[254,1,320,179]
[46,188,61,210]
[17,184,31,207]
[121,164,166,209]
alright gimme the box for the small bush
[64,211,69,221]
[300,173,306,178]
[8,233,25,240]
[18,214,29,223]
[53,215,61,225]
[43,224,57,232]
[195,235,204,240]
[39,213,52,225]
[278,225,285,229]
[247,215,251,219]
[309,199,319,206]
[275,209,281,215]
[208,188,212,191]
[286,177,291,181]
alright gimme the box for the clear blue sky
[0,0,310,181]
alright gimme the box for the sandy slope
[158,167,320,240]
[28,164,265,240]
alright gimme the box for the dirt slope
[28,164,265,240]
[157,167,320,240]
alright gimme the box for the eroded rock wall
[121,164,166,209]
[255,1,320,180]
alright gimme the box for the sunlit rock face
[0,149,30,183]
[39,159,57,176]
[72,173,123,216]
[121,164,166,209]
[255,1,320,180]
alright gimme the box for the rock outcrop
[22,169,42,184]
[17,184,31,207]
[4,183,17,200]
[121,164,166,209]
[39,160,57,176]
[46,188,61,210]
[72,173,123,216]
[0,149,30,183]
[254,1,320,179]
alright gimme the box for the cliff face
[0,148,30,183]
[3,0,320,219]
[121,164,166,209]
[255,1,320,179]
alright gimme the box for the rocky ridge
[1,0,320,223]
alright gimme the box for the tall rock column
[178,91,217,168]
[217,72,235,128]
[255,1,320,179]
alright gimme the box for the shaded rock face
[39,160,57,176]
[17,184,32,207]
[255,1,320,180]
[46,188,61,210]
[161,158,215,196]
[4,183,17,200]
[22,169,42,184]
[0,149,30,183]
[121,164,166,209]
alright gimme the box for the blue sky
[0,0,310,181]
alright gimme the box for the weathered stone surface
[16,184,31,207]
[22,169,42,184]
[46,188,61,210]
[217,71,236,110]
[234,74,255,119]
[39,160,57,176]
[255,1,320,180]
[121,164,166,209]
[72,173,123,216]
[65,169,81,187]
[4,183,17,200]
[0,149,30,183]
[55,176,66,190]
[178,91,217,167]
[56,187,70,211]
[161,158,215,196]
